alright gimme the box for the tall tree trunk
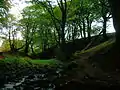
[61,9,66,47]
[108,0,120,68]
[72,23,77,41]
[72,25,74,41]
[86,17,91,41]
[25,40,29,55]
[108,0,120,49]
[102,15,108,40]
[59,0,67,60]
[79,24,83,38]
[82,18,86,38]
[8,30,12,51]
[31,41,35,54]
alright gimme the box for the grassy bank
[0,56,60,76]
[0,56,59,65]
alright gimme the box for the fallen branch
[81,30,103,52]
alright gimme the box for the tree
[67,0,102,40]
[0,0,11,26]
[32,0,72,46]
[100,0,111,40]
[0,13,24,52]
[20,4,57,55]
[108,0,120,48]
[20,8,37,55]
[11,0,114,58]
[1,39,23,52]
[93,0,111,40]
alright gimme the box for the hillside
[74,39,115,71]
[51,38,120,90]
[32,33,115,60]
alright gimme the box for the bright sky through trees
[10,0,115,32]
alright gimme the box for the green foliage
[0,0,112,60]
[1,40,10,52]
[1,39,24,52]
[0,0,11,24]
[53,6,62,20]
[19,3,58,54]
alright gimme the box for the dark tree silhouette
[108,0,120,49]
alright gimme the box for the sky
[9,0,29,18]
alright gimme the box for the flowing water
[0,67,64,90]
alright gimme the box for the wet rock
[27,75,35,79]
[23,85,34,90]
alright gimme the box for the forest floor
[1,38,120,90]
[64,38,120,90]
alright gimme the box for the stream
[0,67,64,90]
[1,64,120,90]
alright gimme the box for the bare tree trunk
[79,25,83,38]
[25,42,29,55]
[60,0,67,46]
[108,0,120,48]
[108,0,120,68]
[8,29,13,51]
[86,16,91,41]
[82,18,86,38]
[102,15,108,40]
[31,45,34,54]
[24,24,30,55]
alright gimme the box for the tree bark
[86,16,91,41]
[82,18,86,38]
[102,15,108,40]
[108,0,120,49]
[79,25,83,38]
[108,0,120,68]
[25,40,29,55]
[60,0,67,47]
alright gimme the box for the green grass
[31,59,59,65]
[0,55,60,67]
